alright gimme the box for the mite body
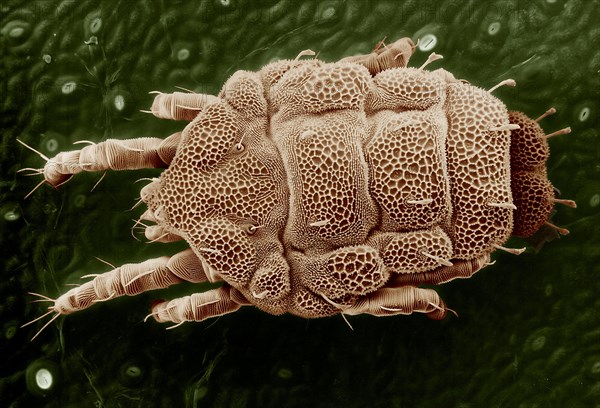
[21,38,575,338]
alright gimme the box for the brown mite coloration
[20,38,575,339]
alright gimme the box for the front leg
[22,249,222,340]
[28,133,182,187]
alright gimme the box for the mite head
[508,109,576,238]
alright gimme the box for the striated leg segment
[150,286,243,324]
[53,257,179,315]
[150,91,220,121]
[43,133,181,186]
[339,37,416,75]
[24,250,221,340]
[345,286,448,320]
[52,250,216,315]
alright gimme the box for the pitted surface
[135,53,522,319]
[444,83,513,258]
[8,2,594,407]
[366,108,449,231]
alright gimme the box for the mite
[20,38,575,339]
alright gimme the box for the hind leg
[345,286,449,320]
[339,37,416,75]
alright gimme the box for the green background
[1,0,599,406]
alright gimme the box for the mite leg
[345,286,448,320]
[51,249,217,315]
[130,207,184,243]
[148,91,220,121]
[24,249,219,340]
[390,254,491,286]
[339,37,416,75]
[149,286,247,325]
[41,132,181,187]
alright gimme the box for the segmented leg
[149,91,220,121]
[345,286,448,320]
[48,249,213,315]
[23,249,219,339]
[149,286,246,325]
[42,132,181,186]
[51,257,177,315]
[390,254,491,286]
[339,37,416,75]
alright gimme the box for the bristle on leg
[493,244,526,255]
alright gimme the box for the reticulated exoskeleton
[20,38,575,339]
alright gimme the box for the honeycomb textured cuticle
[132,40,541,319]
